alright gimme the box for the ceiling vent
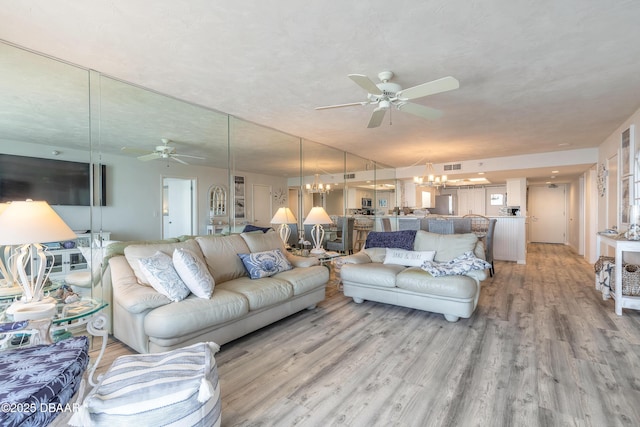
[344,173,356,179]
[443,163,462,171]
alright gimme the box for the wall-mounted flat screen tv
[0,154,106,206]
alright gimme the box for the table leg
[86,313,108,386]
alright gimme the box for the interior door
[162,177,195,238]
[529,185,566,243]
[252,184,272,227]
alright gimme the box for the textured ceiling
[1,1,640,182]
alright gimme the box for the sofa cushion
[240,230,285,253]
[0,336,89,427]
[384,248,435,267]
[138,251,191,302]
[144,289,249,338]
[196,234,251,284]
[413,230,478,262]
[125,239,204,286]
[273,265,329,295]
[365,230,417,251]
[173,248,215,298]
[396,267,479,299]
[341,263,406,288]
[217,276,293,310]
[238,248,293,279]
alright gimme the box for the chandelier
[306,174,331,194]
[414,163,447,188]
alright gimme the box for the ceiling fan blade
[316,101,368,110]
[137,152,162,161]
[367,108,387,128]
[397,102,443,120]
[121,147,152,155]
[173,154,206,160]
[397,76,459,100]
[171,156,190,165]
[348,74,383,95]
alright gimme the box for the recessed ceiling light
[558,143,570,147]
[478,172,485,175]
[551,170,559,174]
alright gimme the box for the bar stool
[353,225,372,252]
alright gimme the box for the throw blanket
[421,251,491,277]
[365,230,417,251]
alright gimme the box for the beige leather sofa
[109,231,329,353]
[339,231,487,322]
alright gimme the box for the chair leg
[490,261,494,277]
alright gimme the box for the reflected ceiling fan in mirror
[316,71,459,128]
[121,138,205,165]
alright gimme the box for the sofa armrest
[466,269,488,282]
[337,251,372,265]
[109,256,170,314]
[285,253,320,268]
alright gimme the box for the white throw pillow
[173,248,215,298]
[384,248,436,267]
[138,251,190,302]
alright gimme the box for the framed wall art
[234,175,245,219]
[621,126,634,177]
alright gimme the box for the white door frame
[161,176,197,238]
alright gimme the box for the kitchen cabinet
[492,217,526,264]
[506,178,526,207]
[457,188,485,215]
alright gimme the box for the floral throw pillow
[238,248,293,279]
[420,251,492,277]
[173,248,215,298]
[138,251,190,302]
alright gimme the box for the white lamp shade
[0,200,76,245]
[303,207,332,225]
[270,207,297,224]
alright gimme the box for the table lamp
[270,207,297,247]
[0,200,77,320]
[303,207,332,254]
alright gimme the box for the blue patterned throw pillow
[238,248,293,279]
[365,230,417,251]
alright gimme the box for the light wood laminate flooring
[73,244,640,426]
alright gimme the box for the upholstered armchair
[326,217,355,254]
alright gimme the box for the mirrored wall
[0,40,396,300]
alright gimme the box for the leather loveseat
[339,230,488,322]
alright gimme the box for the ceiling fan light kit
[316,70,459,128]
[121,138,205,165]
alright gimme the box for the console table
[596,233,640,315]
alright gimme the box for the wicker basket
[610,263,640,296]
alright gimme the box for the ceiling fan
[316,71,459,128]
[121,139,205,165]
